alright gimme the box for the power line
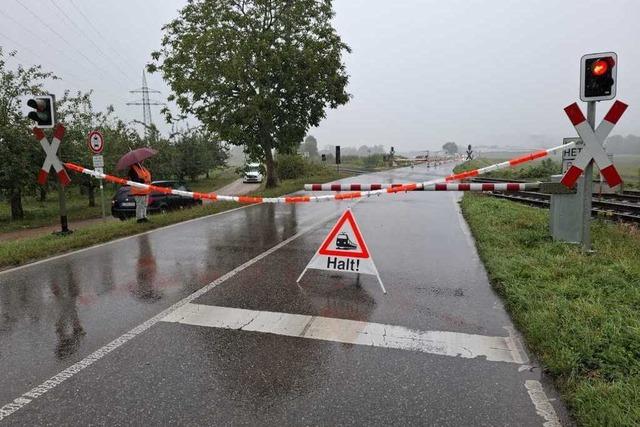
[0,8,127,104]
[0,28,91,87]
[47,0,135,82]
[0,26,133,108]
[0,7,85,72]
[66,0,140,67]
[14,0,130,93]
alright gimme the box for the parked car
[111,180,202,220]
[243,163,263,183]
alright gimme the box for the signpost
[297,209,386,293]
[556,51,627,250]
[33,123,72,234]
[87,130,107,220]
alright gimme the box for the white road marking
[0,209,342,421]
[504,325,530,365]
[162,303,527,364]
[525,380,562,427]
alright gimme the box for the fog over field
[1,0,639,151]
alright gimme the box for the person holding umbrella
[116,148,158,223]
[128,162,152,223]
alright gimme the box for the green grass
[0,169,346,270]
[0,168,240,234]
[615,155,640,188]
[187,168,239,193]
[0,190,107,233]
[460,194,640,426]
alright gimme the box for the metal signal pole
[580,101,596,251]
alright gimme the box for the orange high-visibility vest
[130,164,151,196]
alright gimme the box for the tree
[0,49,57,220]
[301,135,319,158]
[149,0,351,187]
[442,142,459,154]
[173,128,228,181]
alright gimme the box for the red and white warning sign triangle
[297,209,386,293]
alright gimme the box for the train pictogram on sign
[297,209,385,293]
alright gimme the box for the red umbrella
[115,148,158,171]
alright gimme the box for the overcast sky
[1,0,639,151]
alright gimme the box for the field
[0,168,239,234]
[615,154,640,187]
[461,194,640,426]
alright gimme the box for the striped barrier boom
[66,163,537,206]
[305,140,577,191]
[422,182,540,191]
[64,162,419,204]
[305,182,540,192]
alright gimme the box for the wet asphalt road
[0,163,571,426]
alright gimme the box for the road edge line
[0,209,340,422]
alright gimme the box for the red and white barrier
[305,140,576,192]
[422,182,540,191]
[64,162,420,204]
[306,183,405,191]
[306,182,540,192]
[66,162,537,207]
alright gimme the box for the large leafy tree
[149,0,351,187]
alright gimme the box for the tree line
[0,49,227,221]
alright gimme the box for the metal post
[99,180,106,220]
[57,181,70,234]
[580,101,596,251]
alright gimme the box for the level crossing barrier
[304,141,576,192]
[64,162,538,205]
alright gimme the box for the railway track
[470,177,640,223]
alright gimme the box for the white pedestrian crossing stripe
[162,303,528,364]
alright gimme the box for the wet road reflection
[50,265,85,359]
[131,234,161,302]
[0,163,448,406]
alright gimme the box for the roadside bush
[276,154,307,180]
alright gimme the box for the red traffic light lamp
[591,59,608,76]
[580,52,617,102]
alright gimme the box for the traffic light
[580,52,617,101]
[27,94,55,128]
[335,146,341,164]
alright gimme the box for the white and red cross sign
[561,100,628,188]
[34,124,71,186]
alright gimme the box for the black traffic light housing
[580,52,617,102]
[335,146,341,164]
[27,94,55,128]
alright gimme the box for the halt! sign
[297,209,386,293]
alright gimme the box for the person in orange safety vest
[128,162,152,223]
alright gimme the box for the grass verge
[0,168,241,234]
[460,194,640,426]
[0,168,346,270]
